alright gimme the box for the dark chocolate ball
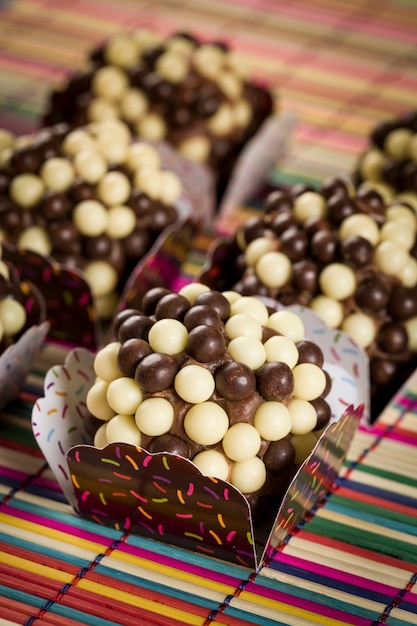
[291,260,318,293]
[141,287,172,315]
[388,286,417,321]
[135,352,179,392]
[310,230,338,264]
[149,433,191,458]
[256,361,294,401]
[310,397,331,430]
[49,220,80,253]
[269,211,297,236]
[296,340,324,366]
[263,189,293,215]
[355,278,390,312]
[194,290,231,321]
[340,235,373,268]
[326,196,357,225]
[187,325,226,363]
[377,322,408,353]
[117,337,153,377]
[118,314,154,342]
[40,191,72,220]
[215,361,256,401]
[370,356,398,386]
[263,439,296,474]
[279,228,308,261]
[155,293,191,321]
[183,304,222,330]
[242,216,267,244]
[112,308,142,336]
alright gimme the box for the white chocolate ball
[18,226,52,255]
[93,422,109,448]
[84,261,118,297]
[0,299,26,336]
[225,313,263,340]
[341,312,376,348]
[319,263,356,300]
[73,200,108,237]
[253,401,292,440]
[92,65,129,101]
[230,457,266,494]
[106,205,136,238]
[266,310,305,342]
[310,295,344,329]
[339,213,380,246]
[227,336,266,370]
[135,397,175,436]
[222,423,261,462]
[230,296,269,325]
[97,171,131,206]
[287,398,317,435]
[184,401,229,445]
[264,335,299,368]
[256,251,292,288]
[106,377,143,415]
[292,363,327,401]
[93,341,123,381]
[374,240,408,275]
[40,157,74,192]
[86,380,116,421]
[179,282,210,303]
[174,364,215,403]
[73,149,107,184]
[106,414,142,446]
[293,191,326,223]
[244,237,275,266]
[192,450,230,481]
[148,319,188,354]
[9,173,45,209]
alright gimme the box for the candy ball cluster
[0,121,182,317]
[42,29,274,198]
[0,245,28,352]
[85,285,331,511]
[354,109,417,211]
[201,178,417,411]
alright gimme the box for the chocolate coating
[187,325,226,363]
[256,362,294,401]
[117,337,153,377]
[215,361,256,401]
[263,439,296,474]
[296,340,324,366]
[149,433,191,458]
[135,352,180,392]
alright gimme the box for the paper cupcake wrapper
[32,295,368,568]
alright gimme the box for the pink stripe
[275,552,397,599]
[118,542,242,586]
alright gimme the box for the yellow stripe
[233,593,353,626]
[0,550,71,584]
[105,551,235,596]
[0,512,109,554]
[77,578,204,625]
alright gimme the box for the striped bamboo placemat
[1,0,417,624]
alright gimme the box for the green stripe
[328,495,417,532]
[344,461,417,489]
[307,516,417,564]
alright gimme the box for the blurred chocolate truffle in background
[41,29,275,201]
[200,178,417,419]
[0,120,183,318]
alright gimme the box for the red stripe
[335,486,417,519]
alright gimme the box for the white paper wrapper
[32,302,367,568]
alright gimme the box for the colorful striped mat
[1,0,417,625]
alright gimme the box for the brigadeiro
[353,109,417,212]
[83,285,332,522]
[200,178,417,419]
[0,120,184,319]
[41,28,275,201]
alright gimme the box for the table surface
[1,1,417,625]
